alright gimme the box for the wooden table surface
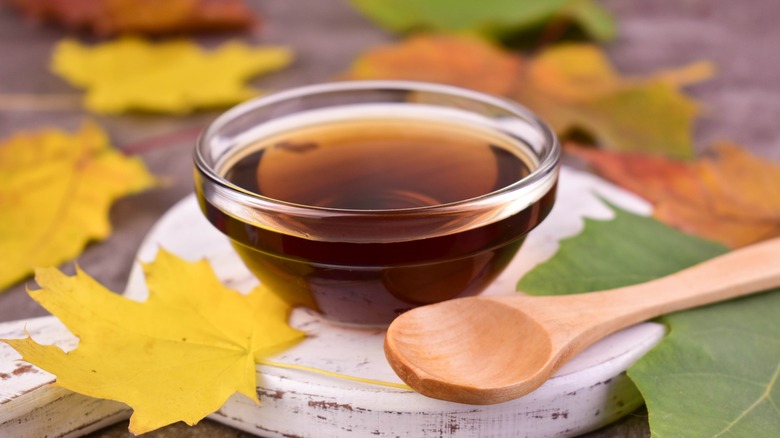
[1,0,778,436]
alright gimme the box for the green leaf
[560,0,615,42]
[517,203,728,295]
[348,0,615,42]
[629,293,780,437]
[517,201,780,437]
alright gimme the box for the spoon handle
[588,236,780,326]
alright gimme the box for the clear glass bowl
[194,80,560,325]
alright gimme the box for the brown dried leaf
[9,0,255,35]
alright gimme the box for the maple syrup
[195,83,559,325]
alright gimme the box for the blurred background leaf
[7,0,255,35]
[348,0,615,43]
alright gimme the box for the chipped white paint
[1,167,663,437]
[0,317,131,437]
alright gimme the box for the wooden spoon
[385,237,780,405]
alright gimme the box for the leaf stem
[258,359,412,390]
[533,16,572,53]
[0,94,83,111]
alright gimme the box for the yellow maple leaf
[0,122,155,291]
[51,38,293,114]
[2,249,305,434]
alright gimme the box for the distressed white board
[1,167,665,437]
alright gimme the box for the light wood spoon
[385,237,780,405]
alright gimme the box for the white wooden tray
[0,166,664,437]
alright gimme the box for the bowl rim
[194,80,560,216]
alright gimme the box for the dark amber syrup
[201,113,555,325]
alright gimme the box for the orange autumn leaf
[697,144,780,220]
[344,35,713,159]
[9,0,255,36]
[568,142,780,248]
[345,34,522,96]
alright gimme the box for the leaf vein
[644,371,768,387]
[676,326,780,344]
[712,362,780,437]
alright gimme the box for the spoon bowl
[385,297,553,404]
[385,237,780,404]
